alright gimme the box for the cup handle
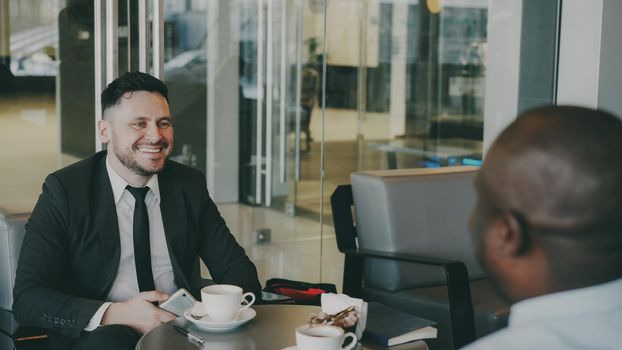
[341,332,358,350]
[239,292,256,314]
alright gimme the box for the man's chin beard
[129,165,159,176]
[115,150,165,176]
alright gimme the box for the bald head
[482,106,622,233]
[472,105,622,300]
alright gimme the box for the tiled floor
[0,93,63,213]
[218,203,343,291]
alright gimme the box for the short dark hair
[101,71,168,115]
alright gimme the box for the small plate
[281,347,297,350]
[183,303,256,332]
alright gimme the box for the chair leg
[342,255,364,299]
[444,262,476,349]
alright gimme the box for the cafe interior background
[1,0,621,292]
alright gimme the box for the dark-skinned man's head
[469,105,622,304]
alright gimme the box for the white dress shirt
[85,157,178,330]
[461,277,622,350]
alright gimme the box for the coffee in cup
[200,284,255,322]
[295,325,357,350]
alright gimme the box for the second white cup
[200,284,255,322]
[295,325,357,350]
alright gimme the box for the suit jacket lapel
[158,164,189,285]
[91,154,121,296]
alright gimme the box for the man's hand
[101,291,176,334]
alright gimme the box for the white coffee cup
[295,325,357,350]
[200,284,255,322]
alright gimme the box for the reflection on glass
[7,0,60,77]
[163,1,207,173]
[321,0,487,176]
[319,0,489,282]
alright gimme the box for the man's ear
[490,212,529,257]
[98,119,111,144]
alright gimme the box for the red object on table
[271,287,327,301]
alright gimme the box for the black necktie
[126,185,156,292]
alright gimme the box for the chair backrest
[0,212,29,311]
[350,167,485,291]
[1,211,30,343]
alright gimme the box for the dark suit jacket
[12,151,261,344]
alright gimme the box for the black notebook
[363,302,437,347]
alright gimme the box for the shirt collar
[106,155,161,204]
[509,276,622,327]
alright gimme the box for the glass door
[204,0,328,284]
[236,0,325,217]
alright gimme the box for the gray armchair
[1,211,49,350]
[331,167,509,350]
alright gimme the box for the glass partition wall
[196,0,330,284]
[319,0,489,281]
[1,0,557,290]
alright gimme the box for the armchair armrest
[343,248,476,349]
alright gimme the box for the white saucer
[281,347,297,350]
[183,303,256,332]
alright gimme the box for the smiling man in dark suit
[12,72,261,350]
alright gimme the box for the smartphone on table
[158,288,197,316]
